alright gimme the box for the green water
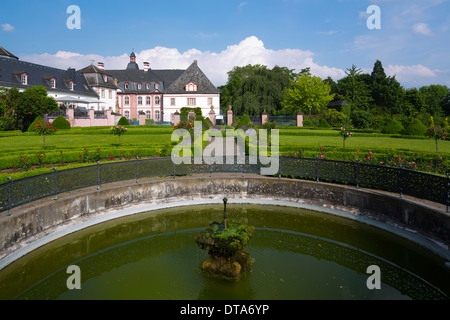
[0,204,448,300]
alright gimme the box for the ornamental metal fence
[0,156,449,215]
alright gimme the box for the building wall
[163,94,220,123]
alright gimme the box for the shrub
[236,114,251,129]
[318,119,331,128]
[403,119,427,136]
[303,118,319,127]
[52,115,71,130]
[323,109,345,127]
[27,116,45,132]
[351,110,372,129]
[381,119,404,134]
[117,117,130,126]
[372,115,390,130]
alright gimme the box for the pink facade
[119,93,162,122]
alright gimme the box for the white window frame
[187,98,196,106]
[124,96,130,106]
[21,74,28,85]
[155,96,160,106]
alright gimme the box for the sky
[0,0,449,88]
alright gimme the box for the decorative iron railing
[47,109,67,118]
[94,111,107,119]
[74,109,89,118]
[0,157,449,215]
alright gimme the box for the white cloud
[317,30,338,35]
[385,64,438,87]
[20,36,347,86]
[1,23,15,32]
[19,36,444,88]
[412,23,432,35]
[238,2,248,13]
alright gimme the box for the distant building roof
[106,68,185,94]
[77,64,118,90]
[165,61,220,94]
[0,54,98,97]
[0,46,19,60]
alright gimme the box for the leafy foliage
[117,116,130,126]
[381,119,404,134]
[283,74,335,115]
[403,119,427,136]
[219,64,295,116]
[0,86,58,132]
[52,116,71,130]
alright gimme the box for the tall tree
[336,65,373,111]
[219,64,295,116]
[283,74,334,115]
[0,86,58,132]
[419,85,449,117]
[402,88,425,117]
[370,60,403,114]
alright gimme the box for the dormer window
[103,75,108,83]
[185,83,197,92]
[21,73,28,85]
[50,78,56,89]
[146,83,150,90]
[124,83,129,90]
[138,83,142,90]
[155,83,160,90]
[68,81,74,91]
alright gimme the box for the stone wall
[1,175,449,264]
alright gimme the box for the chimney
[144,62,150,72]
[194,60,198,65]
[98,62,104,70]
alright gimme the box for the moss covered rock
[195,221,255,280]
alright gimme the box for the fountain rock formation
[195,221,255,281]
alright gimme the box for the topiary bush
[381,119,404,134]
[236,114,251,129]
[403,119,427,136]
[27,115,45,132]
[52,115,71,130]
[318,119,331,128]
[117,116,130,126]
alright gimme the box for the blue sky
[1,0,449,88]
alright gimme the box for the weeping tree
[219,64,296,116]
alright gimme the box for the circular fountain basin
[0,204,448,300]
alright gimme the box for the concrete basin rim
[1,198,449,272]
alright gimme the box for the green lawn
[280,135,450,154]
[0,125,448,182]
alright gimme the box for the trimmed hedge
[403,119,427,136]
[27,116,45,132]
[52,116,71,130]
[381,119,404,134]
